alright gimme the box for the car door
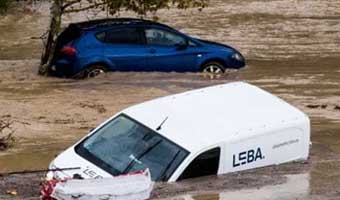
[101,27,148,71]
[144,27,199,72]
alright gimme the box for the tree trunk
[38,0,63,75]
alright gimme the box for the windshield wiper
[129,154,142,165]
[123,140,162,173]
[159,150,180,181]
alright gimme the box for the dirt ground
[0,0,340,199]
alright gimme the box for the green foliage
[106,0,208,15]
[62,0,209,16]
[0,0,9,14]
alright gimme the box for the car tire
[202,61,225,74]
[85,65,107,78]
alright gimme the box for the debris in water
[40,169,153,200]
[78,102,107,113]
[306,104,328,109]
[0,119,15,151]
[6,190,17,196]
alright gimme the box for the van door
[224,128,306,173]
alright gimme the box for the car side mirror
[175,41,188,50]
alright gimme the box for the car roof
[69,18,173,31]
[123,81,307,153]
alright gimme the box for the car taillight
[61,46,77,55]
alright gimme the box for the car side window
[102,28,142,45]
[188,40,198,47]
[96,32,106,42]
[145,28,186,46]
[178,147,220,180]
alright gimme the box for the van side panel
[223,124,309,173]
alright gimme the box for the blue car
[50,18,246,78]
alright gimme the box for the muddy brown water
[0,0,340,199]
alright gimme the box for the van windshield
[75,114,189,181]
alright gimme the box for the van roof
[123,82,307,153]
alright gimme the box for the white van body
[49,82,310,182]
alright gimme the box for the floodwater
[0,0,340,199]
[158,173,310,200]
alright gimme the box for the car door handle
[149,49,156,54]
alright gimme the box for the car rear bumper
[49,59,77,77]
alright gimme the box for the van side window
[178,147,220,180]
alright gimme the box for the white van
[49,82,310,182]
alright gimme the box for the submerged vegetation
[0,0,9,14]
[0,120,15,151]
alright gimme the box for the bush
[0,0,9,14]
[0,120,15,151]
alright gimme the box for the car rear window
[96,28,142,45]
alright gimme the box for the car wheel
[85,65,107,78]
[202,62,225,74]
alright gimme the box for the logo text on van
[83,167,103,179]
[233,147,264,167]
